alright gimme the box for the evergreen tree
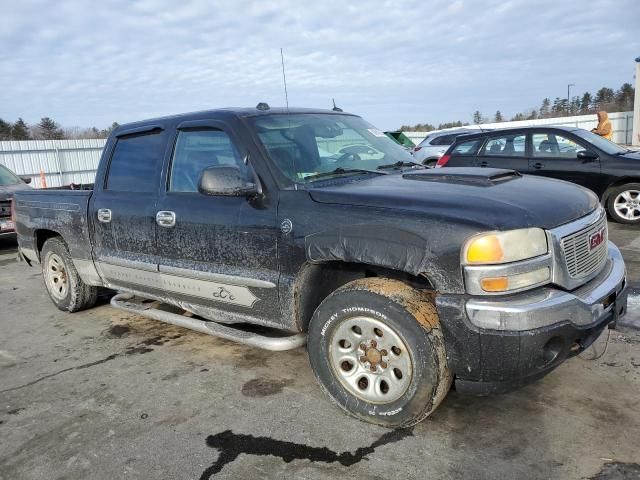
[615,83,635,111]
[511,113,525,121]
[473,110,483,124]
[569,96,581,115]
[11,118,30,140]
[0,119,11,140]
[539,98,551,118]
[594,87,615,108]
[38,117,64,140]
[580,92,593,114]
[494,110,503,122]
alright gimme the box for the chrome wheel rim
[614,190,640,220]
[328,316,412,404]
[45,252,69,300]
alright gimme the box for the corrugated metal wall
[403,110,635,145]
[0,138,106,188]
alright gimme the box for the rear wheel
[41,237,98,312]
[423,158,438,168]
[607,183,640,224]
[307,278,451,427]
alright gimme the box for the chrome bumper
[465,242,627,331]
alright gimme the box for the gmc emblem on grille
[589,227,606,251]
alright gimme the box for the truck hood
[0,182,30,202]
[308,168,599,230]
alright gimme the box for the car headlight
[463,228,551,295]
[463,228,548,265]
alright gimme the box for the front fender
[304,224,456,291]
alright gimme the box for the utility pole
[633,57,640,146]
[567,83,575,114]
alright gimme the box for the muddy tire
[606,183,640,224]
[307,278,451,427]
[41,237,98,312]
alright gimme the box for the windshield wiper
[304,167,388,181]
[377,160,424,170]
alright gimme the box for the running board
[110,293,307,351]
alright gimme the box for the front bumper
[436,242,627,395]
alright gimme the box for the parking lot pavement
[1,227,639,480]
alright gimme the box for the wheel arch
[601,177,640,204]
[293,260,436,333]
[34,228,64,261]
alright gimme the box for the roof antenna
[332,98,343,112]
[280,48,289,112]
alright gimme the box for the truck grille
[560,213,608,279]
[0,201,10,218]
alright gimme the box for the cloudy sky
[1,0,639,130]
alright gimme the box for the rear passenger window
[169,129,248,192]
[451,140,480,155]
[481,134,526,157]
[106,131,165,192]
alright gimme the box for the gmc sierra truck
[13,106,627,427]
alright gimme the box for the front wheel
[307,278,451,427]
[41,237,98,312]
[607,183,640,224]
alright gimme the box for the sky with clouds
[1,0,639,130]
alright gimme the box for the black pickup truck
[14,106,627,427]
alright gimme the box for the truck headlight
[463,228,548,265]
[463,228,552,295]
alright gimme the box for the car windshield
[250,114,416,183]
[572,129,628,155]
[0,165,21,186]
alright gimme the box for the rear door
[528,130,601,192]
[476,132,529,172]
[154,119,281,319]
[90,125,168,287]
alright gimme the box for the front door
[475,132,529,172]
[154,121,281,324]
[90,126,168,288]
[527,131,602,193]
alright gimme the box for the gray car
[411,128,476,166]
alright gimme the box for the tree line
[400,82,635,131]
[0,117,119,141]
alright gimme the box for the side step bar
[110,293,307,351]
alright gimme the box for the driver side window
[169,129,247,192]
[532,133,585,158]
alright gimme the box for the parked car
[14,106,627,427]
[411,128,476,166]
[437,126,640,224]
[0,163,31,238]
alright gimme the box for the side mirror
[198,166,258,197]
[20,176,32,184]
[577,150,598,161]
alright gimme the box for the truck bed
[13,189,93,265]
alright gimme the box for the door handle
[156,211,176,228]
[533,162,544,170]
[97,208,112,223]
[480,161,488,167]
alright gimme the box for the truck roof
[114,106,357,133]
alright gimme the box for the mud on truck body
[14,106,627,426]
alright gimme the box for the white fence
[403,111,635,146]
[0,138,106,188]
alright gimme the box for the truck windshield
[0,165,21,186]
[572,129,628,155]
[250,114,416,183]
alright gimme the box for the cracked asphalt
[1,222,639,479]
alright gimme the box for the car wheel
[423,159,437,168]
[41,237,98,312]
[607,183,640,224]
[307,278,451,427]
